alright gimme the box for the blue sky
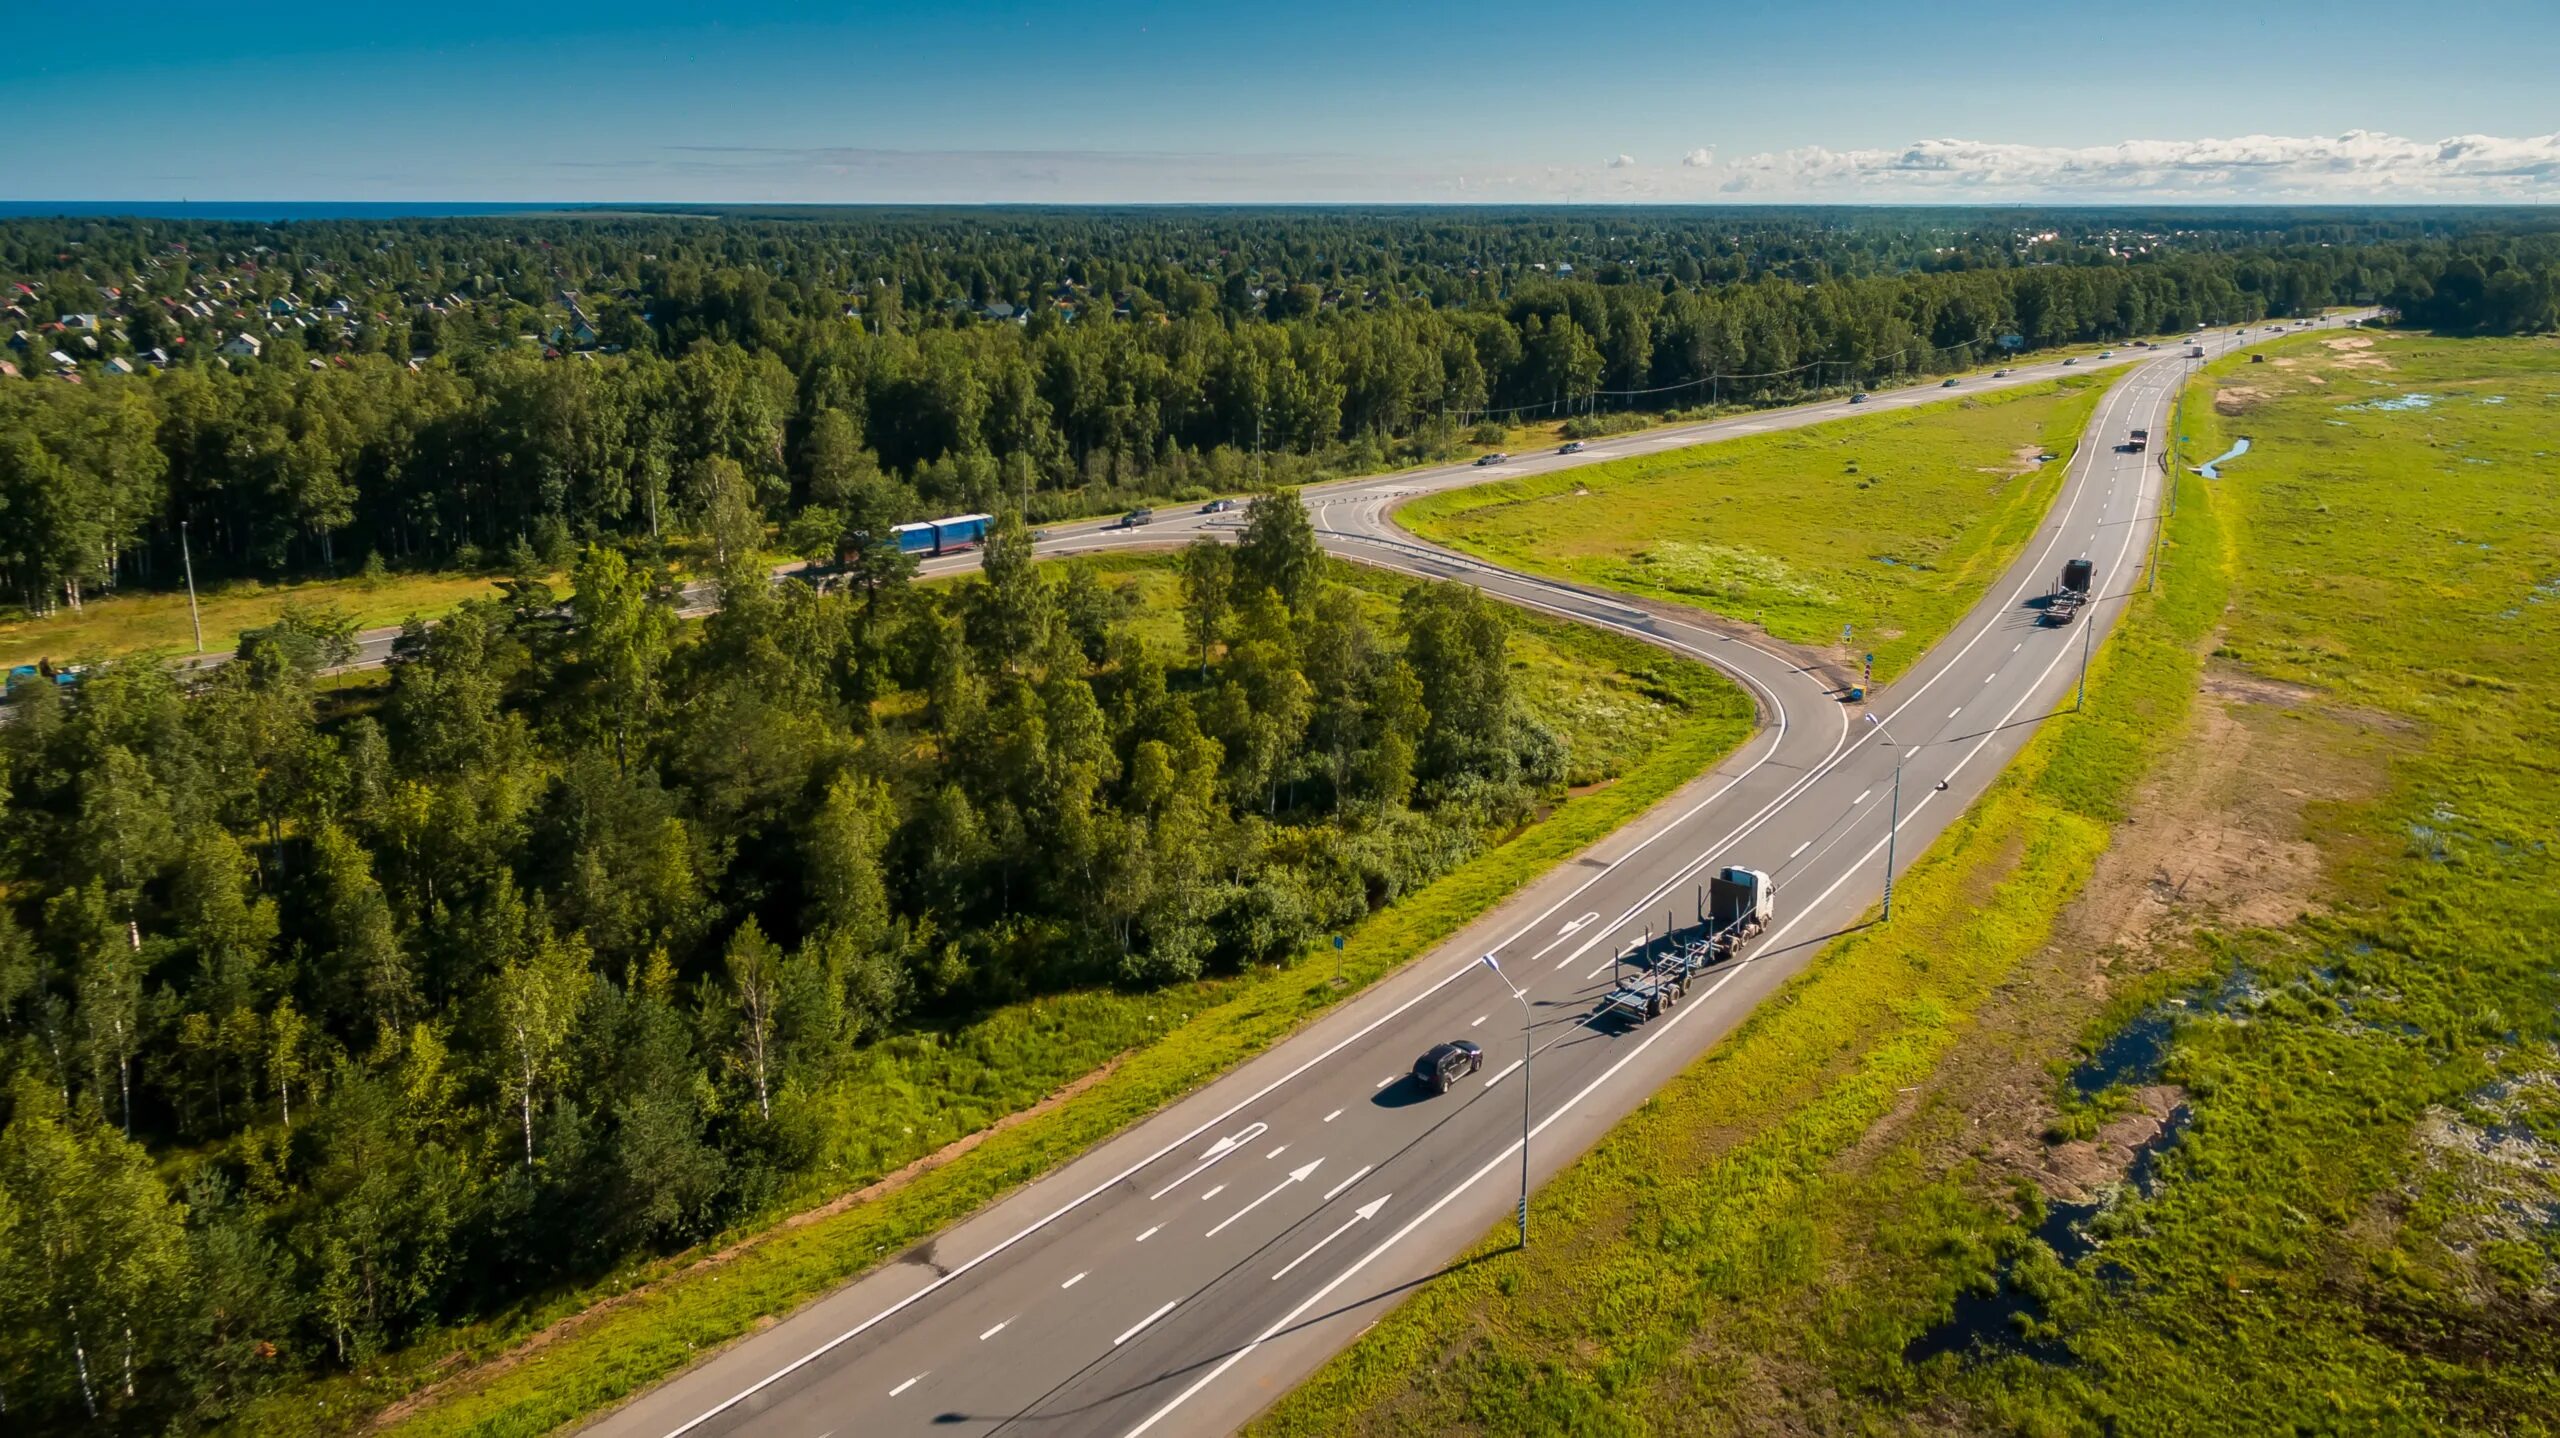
[9,0,2557,201]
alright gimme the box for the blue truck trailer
[888,512,996,558]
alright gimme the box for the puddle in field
[2197,437,2252,478]
[2340,391,2440,413]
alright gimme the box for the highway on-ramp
[568,322,2318,1438]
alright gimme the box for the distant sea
[0,202,592,221]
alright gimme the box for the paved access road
[573,319,2341,1438]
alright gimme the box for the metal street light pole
[179,519,204,654]
[2076,597,2095,712]
[1479,954,1533,1249]
[1863,714,1902,922]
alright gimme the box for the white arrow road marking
[1320,1163,1373,1203]
[1557,911,1598,937]
[1115,1299,1179,1348]
[1272,1194,1392,1281]
[1206,1159,1324,1239]
[889,1376,921,1397]
[1149,1122,1266,1199]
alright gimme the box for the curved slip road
[554,317,2355,1438]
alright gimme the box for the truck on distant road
[2126,427,2149,453]
[2041,557,2094,625]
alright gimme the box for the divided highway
[573,323,2316,1438]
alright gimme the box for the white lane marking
[1949,708,1962,719]
[1062,1272,1085,1290]
[1375,1074,1400,1089]
[1206,1159,1325,1239]
[1322,1108,1342,1123]
[661,346,2198,1438]
[889,1376,921,1398]
[1272,1194,1392,1281]
[1135,1225,1160,1242]
[1472,1014,1488,1027]
[1320,1164,1374,1202]
[1853,788,1872,805]
[1482,1058,1525,1089]
[980,1320,1008,1341]
[1587,960,1616,981]
[1123,351,2192,1438]
[1115,1299,1180,1347]
[1984,673,1995,684]
[1557,911,1598,936]
[2014,642,2023,653]
[1266,1145,1288,1159]
[1147,1122,1268,1200]
[1198,1185,1225,1202]
[1788,839,1811,860]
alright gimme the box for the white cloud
[1694,130,2560,200]
[1681,147,1714,168]
[1608,153,1636,168]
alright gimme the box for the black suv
[1414,1040,1484,1094]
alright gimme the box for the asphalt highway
[567,320,2345,1438]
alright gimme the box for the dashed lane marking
[1062,1272,1085,1290]
[1320,1163,1374,1203]
[890,1376,921,1398]
[1136,1225,1160,1242]
[1115,1300,1179,1347]
[1199,1185,1225,1202]
[1322,1108,1342,1123]
[980,1320,1008,1341]
[1482,1059,1524,1089]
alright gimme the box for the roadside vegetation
[1255,330,2560,1435]
[0,490,1757,1435]
[1402,378,2104,679]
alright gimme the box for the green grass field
[233,552,1755,1438]
[1254,330,2560,1436]
[0,568,532,670]
[1400,379,2104,682]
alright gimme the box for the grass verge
[1259,329,2560,1435]
[225,558,1754,1438]
[1254,377,2223,1436]
[1401,379,2104,682]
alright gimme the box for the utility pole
[180,519,204,654]
[1864,714,1901,921]
[2076,599,2095,712]
[1480,954,1533,1248]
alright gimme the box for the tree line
[17,224,2556,614]
[0,493,1592,1429]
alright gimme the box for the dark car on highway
[1200,498,1236,514]
[1414,1040,1484,1094]
[1474,452,1508,467]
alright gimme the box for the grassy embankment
[228,552,1753,1438]
[0,567,530,670]
[1256,331,2560,1434]
[1401,378,2104,682]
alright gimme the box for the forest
[5,208,2556,612]
[0,490,1626,1427]
[3,206,2558,1431]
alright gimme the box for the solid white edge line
[659,348,2198,1438]
[1121,351,2183,1438]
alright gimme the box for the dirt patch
[2320,336,2393,370]
[2323,336,2377,352]
[2040,1085,2191,1202]
[1979,444,2048,478]
[366,1053,1130,1429]
[2215,385,2271,414]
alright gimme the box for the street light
[1478,953,1533,1249]
[1863,713,1903,922]
[179,519,204,654]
